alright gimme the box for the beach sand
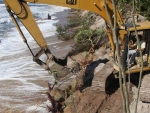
[0,9,73,113]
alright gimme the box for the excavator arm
[3,0,124,71]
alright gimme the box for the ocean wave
[0,4,4,6]
[0,5,69,55]
[0,17,11,24]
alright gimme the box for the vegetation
[56,0,150,42]
[56,10,106,54]
[118,0,150,20]
[67,12,81,27]
[56,24,70,41]
[137,0,150,20]
[73,29,105,54]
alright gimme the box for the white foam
[0,17,11,24]
[0,5,69,57]
[0,4,68,112]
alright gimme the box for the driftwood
[45,81,63,113]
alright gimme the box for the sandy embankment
[0,9,73,113]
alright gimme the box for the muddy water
[0,48,53,112]
[0,38,73,113]
[0,4,73,112]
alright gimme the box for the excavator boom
[3,0,123,70]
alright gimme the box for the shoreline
[0,8,72,113]
[45,8,74,59]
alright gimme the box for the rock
[92,61,114,92]
[71,52,87,63]
[90,16,105,29]
[57,78,73,91]
[126,14,146,23]
[94,63,105,75]
[71,77,77,91]
[65,90,80,106]
[67,57,80,73]
[83,59,109,88]
[50,63,71,81]
[80,10,89,16]
[76,87,107,113]
[75,69,86,88]
[50,87,65,102]
[64,106,72,113]
[50,72,82,102]
[93,47,110,61]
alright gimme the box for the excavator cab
[111,27,150,102]
[127,27,150,73]
[127,31,149,67]
[113,22,150,75]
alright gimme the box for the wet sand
[0,9,73,113]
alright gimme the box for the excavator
[3,0,150,102]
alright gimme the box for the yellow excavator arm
[3,0,124,71]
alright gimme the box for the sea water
[0,1,69,77]
[0,1,69,112]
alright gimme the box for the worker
[127,35,146,67]
[48,14,51,20]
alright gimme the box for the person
[48,14,51,20]
[127,35,146,67]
